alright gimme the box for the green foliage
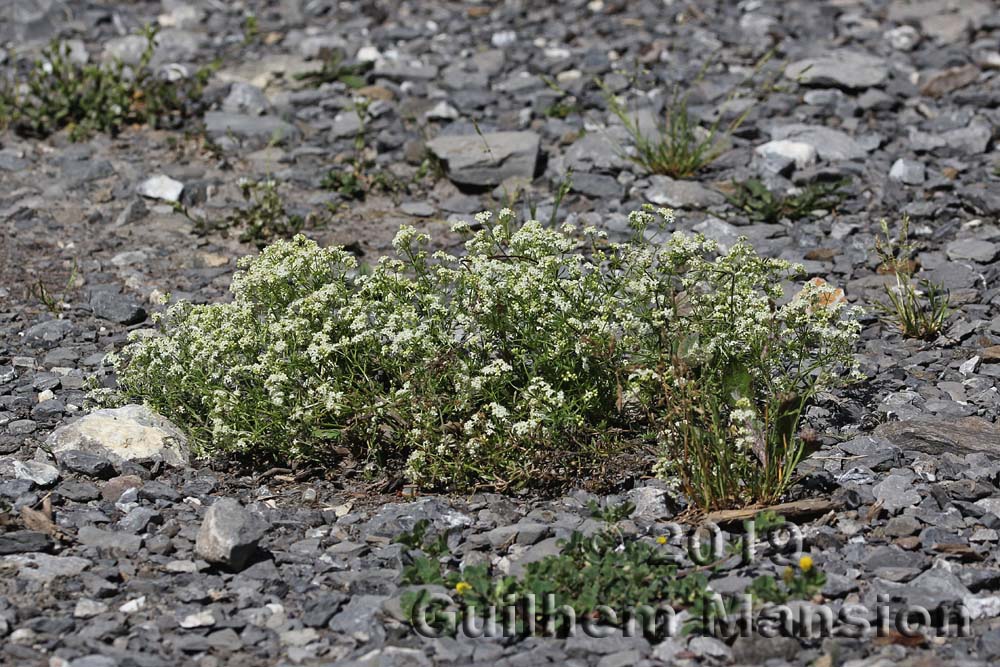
[174,179,307,247]
[394,519,449,557]
[600,53,776,178]
[0,26,212,140]
[101,206,859,503]
[294,49,371,89]
[401,524,826,640]
[242,14,259,45]
[320,100,403,202]
[587,499,635,523]
[872,217,950,340]
[725,179,847,223]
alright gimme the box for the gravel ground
[2,1,1000,665]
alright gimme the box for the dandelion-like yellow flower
[655,536,668,545]
[454,581,472,595]
[799,555,814,572]
[782,566,794,584]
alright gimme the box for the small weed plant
[101,207,859,507]
[873,217,950,340]
[398,520,825,640]
[725,179,847,223]
[0,26,212,140]
[295,49,371,89]
[174,179,307,247]
[601,53,778,178]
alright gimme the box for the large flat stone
[427,131,540,187]
[874,417,1000,457]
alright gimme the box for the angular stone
[55,450,115,479]
[875,417,1000,458]
[2,553,90,582]
[137,175,184,203]
[769,124,867,161]
[77,526,143,555]
[46,405,189,467]
[754,140,817,170]
[920,65,981,98]
[222,82,271,116]
[889,158,926,185]
[204,112,300,145]
[947,239,998,263]
[89,291,146,325]
[873,474,922,513]
[0,531,53,555]
[427,131,540,187]
[645,175,724,209]
[195,498,270,571]
[785,50,889,89]
[13,460,60,487]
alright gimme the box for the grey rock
[871,568,971,610]
[330,111,363,139]
[56,480,99,502]
[204,112,300,145]
[769,124,868,161]
[645,175,724,209]
[875,417,1000,458]
[889,158,926,185]
[570,172,623,199]
[7,420,37,435]
[400,202,435,217]
[90,291,146,325]
[427,131,540,187]
[302,592,348,627]
[222,82,271,116]
[77,526,143,555]
[873,474,922,513]
[118,507,161,534]
[0,531,53,555]
[328,594,389,634]
[195,497,270,571]
[47,404,190,467]
[103,35,148,65]
[55,450,115,479]
[14,460,60,487]
[22,319,73,344]
[785,50,889,89]
[2,553,90,583]
[947,238,998,263]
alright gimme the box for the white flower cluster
[105,206,861,491]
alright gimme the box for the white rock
[119,596,146,614]
[46,404,190,467]
[137,175,184,203]
[356,45,381,63]
[491,30,517,47]
[424,101,459,121]
[180,610,216,628]
[963,595,1000,620]
[14,460,60,486]
[754,140,817,170]
[74,599,109,618]
[884,25,920,51]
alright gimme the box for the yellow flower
[798,555,814,572]
[454,581,472,595]
[782,566,794,584]
[655,536,668,545]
